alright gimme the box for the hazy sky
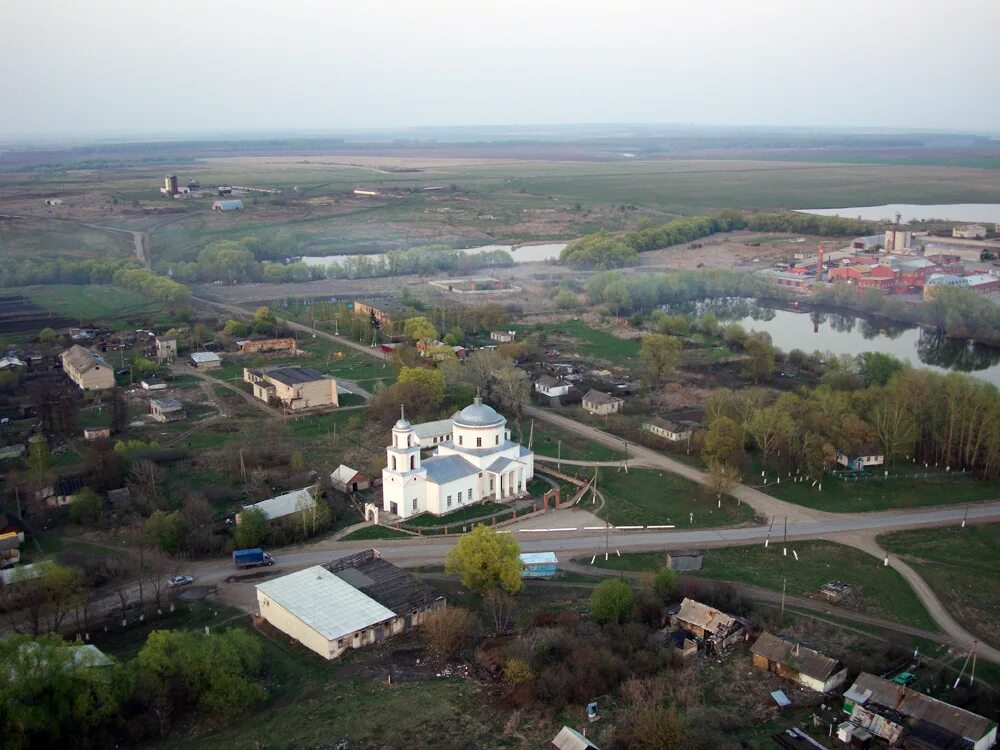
[2,0,998,140]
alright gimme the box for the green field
[0,221,134,261]
[553,319,641,362]
[339,525,414,541]
[1,284,164,327]
[594,468,755,527]
[592,540,938,631]
[759,465,1000,513]
[517,420,623,462]
[880,523,1000,647]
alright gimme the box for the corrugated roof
[263,366,330,386]
[520,552,558,565]
[583,389,622,405]
[846,673,995,741]
[412,419,453,439]
[151,398,183,410]
[645,416,688,433]
[422,454,478,484]
[751,632,843,681]
[256,566,395,641]
[552,726,599,750]
[242,486,317,521]
[62,345,111,374]
[675,597,739,635]
[190,351,221,363]
[324,549,444,614]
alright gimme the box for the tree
[483,589,518,634]
[38,327,59,344]
[639,334,683,386]
[742,336,776,383]
[68,487,103,525]
[233,507,268,549]
[369,380,441,424]
[403,316,438,345]
[859,352,906,388]
[701,416,743,467]
[397,366,446,405]
[589,578,635,625]
[650,567,679,602]
[130,355,157,378]
[422,606,478,658]
[746,405,795,470]
[705,459,740,499]
[445,524,522,594]
[144,510,183,554]
[631,706,692,750]
[554,288,578,309]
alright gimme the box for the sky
[2,0,998,140]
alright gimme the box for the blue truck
[232,548,274,568]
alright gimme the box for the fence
[831,468,969,483]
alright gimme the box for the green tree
[68,487,104,526]
[397,366,446,404]
[144,510,183,554]
[742,336,776,383]
[233,507,268,550]
[38,327,59,344]
[859,351,906,387]
[639,333,683,386]
[589,578,635,625]
[253,306,275,325]
[554,289,578,309]
[223,318,250,337]
[651,567,679,601]
[702,416,743,467]
[445,524,522,594]
[403,316,438,344]
[631,706,692,750]
[130,355,157,378]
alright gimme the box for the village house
[154,336,177,361]
[535,374,572,398]
[189,351,221,369]
[61,345,115,390]
[843,672,997,750]
[256,548,444,660]
[836,447,884,470]
[642,417,693,443]
[244,366,339,411]
[582,389,624,416]
[672,598,748,655]
[381,398,534,520]
[150,398,186,423]
[330,465,370,493]
[238,486,319,524]
[750,632,848,694]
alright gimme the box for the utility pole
[557,439,561,471]
[783,516,788,557]
[781,576,786,619]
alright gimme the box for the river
[696,299,1000,387]
[299,241,568,267]
[797,203,1000,224]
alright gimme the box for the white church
[381,397,535,520]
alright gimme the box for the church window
[447,495,452,508]
[495,435,499,445]
[458,435,463,446]
[410,455,415,470]
[391,456,396,470]
[476,437,482,447]
[412,498,417,511]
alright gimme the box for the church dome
[394,417,412,430]
[453,397,504,427]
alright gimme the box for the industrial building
[256,549,444,660]
[61,345,115,390]
[243,366,339,411]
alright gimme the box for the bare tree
[483,589,518,634]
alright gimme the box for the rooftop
[422,454,479,484]
[263,366,330,386]
[323,549,444,614]
[242,486,317,521]
[151,397,183,411]
[520,552,558,565]
[190,351,221,363]
[62,345,112,374]
[411,418,454,439]
[583,389,623,405]
[675,597,741,636]
[452,396,505,427]
[256,566,395,641]
[751,632,843,681]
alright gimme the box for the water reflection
[916,330,1000,372]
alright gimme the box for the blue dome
[394,418,412,430]
[453,397,504,427]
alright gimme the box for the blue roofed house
[521,552,558,578]
[381,397,534,520]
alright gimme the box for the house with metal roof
[535,374,572,398]
[381,397,534,520]
[751,632,848,694]
[257,549,444,660]
[520,551,558,578]
[582,389,624,416]
[330,465,370,493]
[61,345,115,390]
[642,416,693,442]
[411,418,453,449]
[212,199,244,211]
[239,486,318,523]
[189,351,221,369]
[843,672,997,750]
[552,725,600,750]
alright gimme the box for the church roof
[422,454,479,484]
[453,397,504,427]
[486,456,524,474]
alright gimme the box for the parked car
[168,575,194,587]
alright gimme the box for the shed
[331,465,370,493]
[673,597,747,653]
[141,377,167,391]
[666,549,703,571]
[106,487,131,505]
[240,486,318,523]
[819,580,853,603]
[552,725,600,750]
[190,351,221,369]
[212,199,244,211]
[751,632,848,693]
[520,552,558,578]
[150,398,186,423]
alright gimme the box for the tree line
[560,211,874,269]
[0,258,190,303]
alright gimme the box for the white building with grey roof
[381,397,534,519]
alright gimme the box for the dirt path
[175,364,283,418]
[525,405,827,524]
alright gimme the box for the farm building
[836,448,884,470]
[150,398,186,423]
[155,337,177,361]
[256,548,444,660]
[552,726,600,750]
[672,598,748,654]
[582,390,624,416]
[535,375,572,398]
[843,672,997,750]
[642,417,693,443]
[61,345,115,391]
[237,338,297,354]
[212,199,244,211]
[750,632,848,694]
[244,366,338,411]
[331,465,370,493]
[520,552,558,579]
[353,299,410,329]
[239,486,319,524]
[189,351,221,369]
[490,330,516,343]
[666,549,703,571]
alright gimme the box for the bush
[422,606,478,658]
[590,578,636,625]
[502,656,534,684]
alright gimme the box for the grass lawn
[402,501,508,528]
[553,319,640,363]
[759,463,1000,513]
[287,409,367,438]
[339,525,414,541]
[879,523,1000,647]
[517,420,623,462]
[589,540,938,631]
[9,285,163,325]
[595,468,756,527]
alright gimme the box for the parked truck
[232,548,274,568]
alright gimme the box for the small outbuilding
[552,725,600,750]
[535,374,572,398]
[750,632,848,694]
[239,486,319,524]
[150,398,186,423]
[520,552,558,579]
[83,427,110,440]
[189,351,221,369]
[212,199,244,211]
[331,465,370,494]
[672,597,747,654]
[141,377,167,391]
[666,549,703,571]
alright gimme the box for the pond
[299,241,568,267]
[692,299,1000,387]
[796,203,1000,224]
